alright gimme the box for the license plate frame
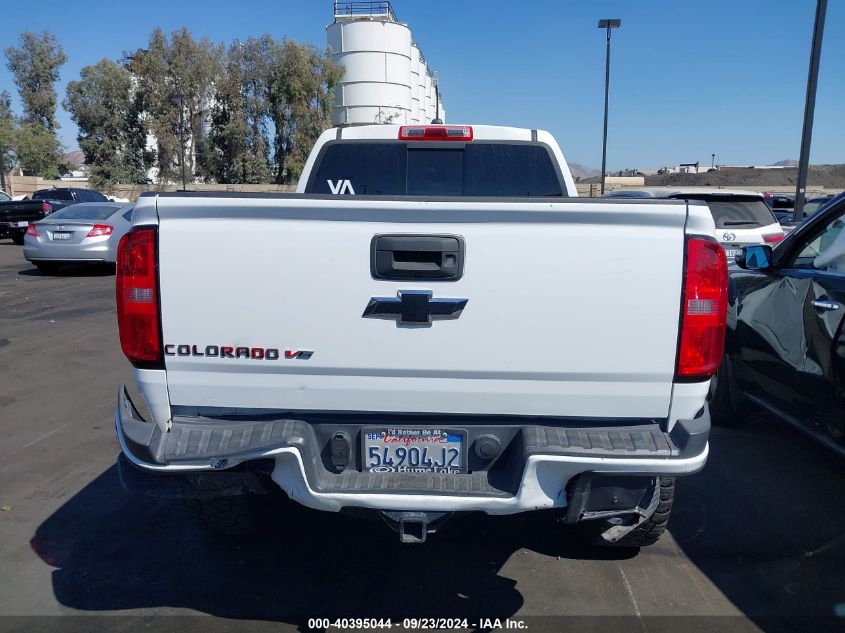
[51,232,72,241]
[361,427,467,474]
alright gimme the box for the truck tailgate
[156,197,688,419]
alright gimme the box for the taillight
[676,237,728,380]
[41,202,52,214]
[398,125,473,141]
[25,223,39,237]
[116,228,161,366]
[87,224,114,237]
[763,233,784,244]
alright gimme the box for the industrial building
[328,2,445,126]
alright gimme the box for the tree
[5,32,66,177]
[0,91,15,191]
[202,37,273,183]
[267,40,342,183]
[5,31,67,131]
[133,28,222,184]
[13,121,64,179]
[64,59,154,189]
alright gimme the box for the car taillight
[41,202,52,214]
[25,223,39,237]
[676,237,728,380]
[87,224,114,237]
[116,228,161,366]
[763,233,784,244]
[398,125,473,141]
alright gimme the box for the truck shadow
[29,464,631,624]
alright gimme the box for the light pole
[0,141,6,194]
[598,19,621,195]
[794,0,827,222]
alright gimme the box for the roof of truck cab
[330,124,547,142]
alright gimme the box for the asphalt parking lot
[0,241,843,633]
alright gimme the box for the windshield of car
[32,189,74,201]
[46,203,121,220]
[768,197,794,210]
[802,199,831,218]
[673,195,777,228]
[305,141,565,197]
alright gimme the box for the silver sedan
[23,202,134,273]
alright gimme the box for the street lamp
[794,0,827,222]
[597,19,621,195]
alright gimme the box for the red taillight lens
[676,237,728,379]
[87,224,114,237]
[41,202,52,214]
[763,233,784,244]
[116,228,161,365]
[25,223,39,237]
[398,125,473,141]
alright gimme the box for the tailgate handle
[371,234,464,281]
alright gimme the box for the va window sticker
[327,179,356,194]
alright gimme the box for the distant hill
[64,150,85,168]
[771,159,799,167]
[569,162,601,180]
[644,164,845,189]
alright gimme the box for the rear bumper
[23,239,114,263]
[115,386,709,514]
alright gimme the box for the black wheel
[183,496,258,536]
[708,354,748,426]
[35,262,60,275]
[11,232,24,245]
[577,477,675,548]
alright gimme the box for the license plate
[51,232,71,240]
[362,428,466,474]
[15,221,30,227]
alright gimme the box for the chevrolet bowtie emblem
[362,290,468,326]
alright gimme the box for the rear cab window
[305,141,565,197]
[671,195,777,229]
[33,189,74,201]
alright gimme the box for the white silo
[409,44,421,124]
[417,56,428,123]
[424,71,433,123]
[327,7,412,125]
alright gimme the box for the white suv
[605,188,784,259]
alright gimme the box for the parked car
[763,192,795,223]
[22,202,133,274]
[115,124,725,549]
[778,195,838,234]
[0,187,109,244]
[604,188,784,260]
[710,191,845,454]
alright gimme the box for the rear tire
[11,232,24,245]
[35,262,60,275]
[183,496,257,536]
[578,477,675,548]
[709,355,748,426]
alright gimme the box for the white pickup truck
[115,124,727,547]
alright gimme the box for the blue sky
[1,0,843,170]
